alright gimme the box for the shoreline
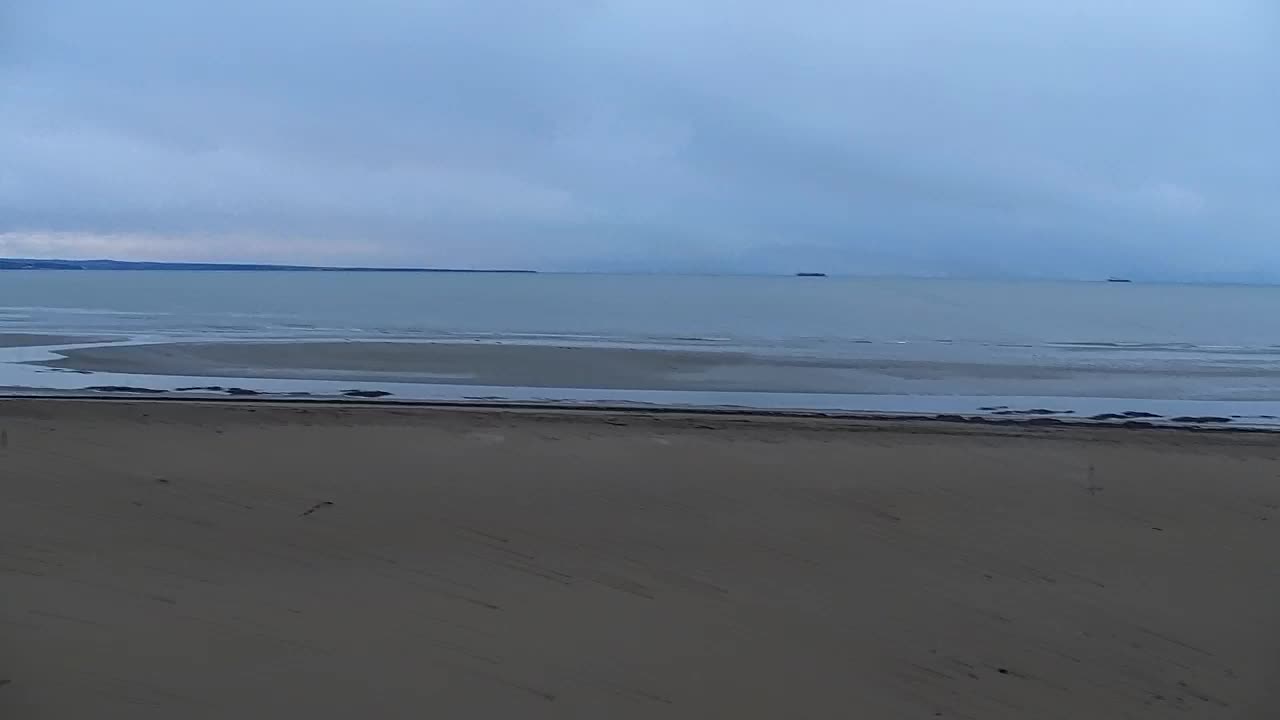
[0,393,1265,433]
[34,338,1280,397]
[5,333,1280,430]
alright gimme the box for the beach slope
[2,400,1278,718]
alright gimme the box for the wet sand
[34,339,1280,398]
[0,333,99,348]
[37,341,766,389]
[3,399,1279,718]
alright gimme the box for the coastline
[0,393,1267,433]
[4,398,1278,717]
[35,339,1280,397]
[5,335,1280,430]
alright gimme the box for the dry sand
[3,399,1280,718]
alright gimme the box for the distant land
[0,258,536,273]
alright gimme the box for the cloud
[2,0,1277,277]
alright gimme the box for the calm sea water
[3,271,1280,420]
[2,270,1278,350]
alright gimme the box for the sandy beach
[3,399,1279,718]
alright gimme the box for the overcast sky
[2,1,1276,277]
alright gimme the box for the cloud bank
[3,1,1277,278]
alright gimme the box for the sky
[2,1,1277,278]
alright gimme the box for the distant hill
[0,258,536,273]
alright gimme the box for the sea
[3,271,1280,426]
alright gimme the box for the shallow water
[3,271,1280,424]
